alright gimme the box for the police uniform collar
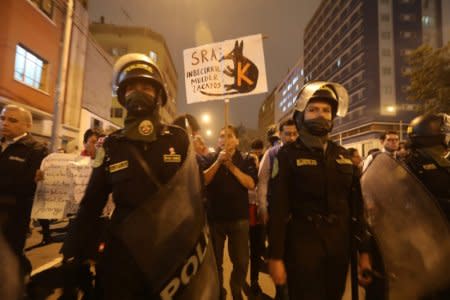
[294,137,336,152]
[114,123,173,140]
[159,124,174,136]
[2,132,28,144]
[13,133,34,146]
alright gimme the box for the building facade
[0,0,121,151]
[258,58,304,138]
[0,0,64,142]
[89,23,178,126]
[441,0,450,43]
[258,88,276,137]
[274,59,305,124]
[303,0,443,155]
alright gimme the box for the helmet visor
[295,81,349,117]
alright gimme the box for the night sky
[89,0,321,138]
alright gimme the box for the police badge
[138,120,154,136]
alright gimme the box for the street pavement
[26,220,364,299]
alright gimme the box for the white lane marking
[31,257,63,276]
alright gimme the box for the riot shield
[115,144,219,300]
[361,153,450,299]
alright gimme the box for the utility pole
[399,120,403,141]
[50,0,74,152]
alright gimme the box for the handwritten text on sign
[183,34,268,104]
[31,153,92,219]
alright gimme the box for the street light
[386,106,396,113]
[201,113,211,124]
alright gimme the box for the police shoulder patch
[422,163,437,170]
[109,160,129,173]
[296,158,318,167]
[163,154,181,163]
[336,155,353,165]
[92,147,105,168]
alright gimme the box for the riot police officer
[62,53,218,300]
[404,113,450,299]
[268,81,371,299]
[404,113,449,219]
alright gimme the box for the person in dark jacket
[268,81,372,300]
[202,125,258,300]
[0,104,47,279]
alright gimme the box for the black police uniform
[403,148,450,300]
[403,149,450,220]
[269,138,366,300]
[0,134,47,273]
[63,125,189,299]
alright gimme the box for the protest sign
[31,153,92,219]
[183,34,268,104]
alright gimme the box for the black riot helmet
[293,81,349,132]
[113,53,168,107]
[407,113,449,148]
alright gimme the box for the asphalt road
[25,220,276,299]
[26,220,364,299]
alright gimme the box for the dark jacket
[402,146,450,221]
[0,134,47,253]
[202,150,258,222]
[63,125,190,259]
[268,138,367,259]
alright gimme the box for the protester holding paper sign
[0,104,47,283]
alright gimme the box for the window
[30,0,54,18]
[422,16,432,26]
[400,49,413,56]
[14,45,47,90]
[400,31,416,39]
[400,14,416,22]
[91,118,103,129]
[380,14,390,22]
[401,85,410,92]
[402,67,412,75]
[384,86,393,94]
[111,107,124,118]
[381,32,391,39]
[382,67,392,75]
[381,48,391,56]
